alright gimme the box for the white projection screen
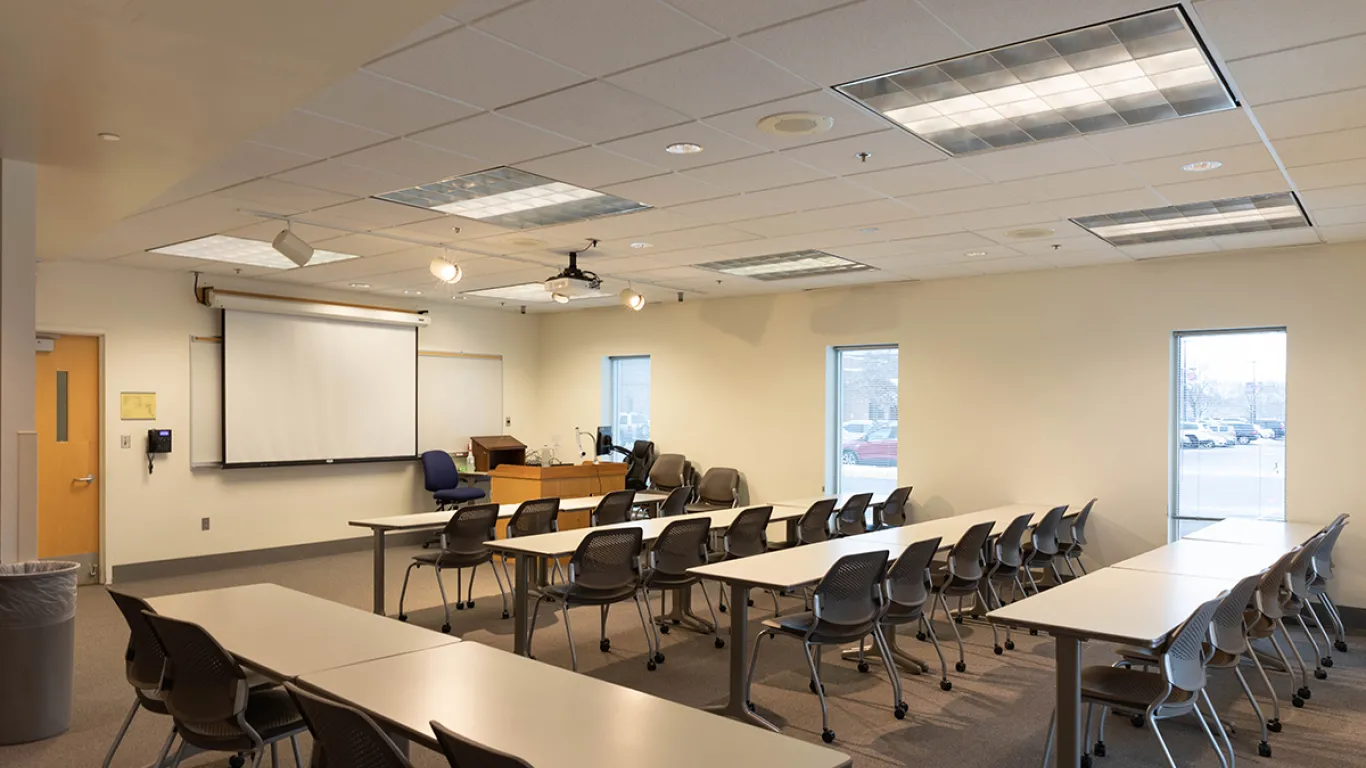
[222,309,418,466]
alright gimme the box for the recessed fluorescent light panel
[375,166,650,230]
[696,250,875,281]
[464,282,605,303]
[836,7,1235,155]
[1072,192,1309,246]
[150,235,359,270]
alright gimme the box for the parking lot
[1178,439,1285,519]
[837,463,899,495]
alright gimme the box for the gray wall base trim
[111,531,430,584]
[1335,604,1366,632]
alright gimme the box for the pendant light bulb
[430,257,462,284]
[620,288,645,311]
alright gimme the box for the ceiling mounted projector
[272,228,314,267]
[543,251,601,299]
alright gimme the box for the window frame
[829,344,899,494]
[605,355,651,448]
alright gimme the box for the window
[831,345,899,495]
[603,356,650,448]
[1172,329,1286,538]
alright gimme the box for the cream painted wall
[535,243,1366,607]
[35,261,540,573]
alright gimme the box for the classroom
[0,2,1363,767]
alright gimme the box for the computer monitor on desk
[595,426,613,457]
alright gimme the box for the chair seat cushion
[686,502,728,513]
[434,488,486,503]
[642,568,698,590]
[412,550,491,569]
[540,582,639,606]
[1081,666,1192,710]
[177,689,304,750]
[761,611,872,644]
[930,571,979,596]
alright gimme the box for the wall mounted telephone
[146,429,172,474]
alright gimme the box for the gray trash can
[0,561,79,744]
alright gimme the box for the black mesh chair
[879,538,952,692]
[1021,504,1070,592]
[526,528,656,672]
[285,684,412,768]
[1058,498,1097,577]
[833,493,874,537]
[769,498,836,551]
[398,503,507,632]
[874,486,913,530]
[927,520,996,675]
[103,592,179,768]
[686,467,740,513]
[141,612,305,768]
[623,440,655,491]
[656,486,692,518]
[746,550,901,744]
[980,512,1034,655]
[643,517,723,657]
[713,506,781,615]
[498,498,562,589]
[589,489,636,527]
[432,721,532,768]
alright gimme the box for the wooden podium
[488,462,627,530]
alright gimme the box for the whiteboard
[418,353,503,452]
[190,336,223,467]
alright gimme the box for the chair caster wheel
[1335,640,1348,652]
[501,610,510,619]
[1004,640,1015,650]
[229,756,246,768]
[441,624,452,634]
[821,729,835,744]
[1323,656,1334,668]
[1030,629,1038,636]
[1298,686,1312,700]
[747,598,755,606]
[1314,667,1328,680]
[660,625,670,634]
[1267,719,1282,733]
[940,680,952,692]
[1292,696,1304,708]
[467,600,475,609]
[809,681,825,694]
[894,703,907,720]
[719,604,727,613]
[1130,714,1144,728]
[600,639,611,652]
[954,616,963,624]
[915,632,927,641]
[1259,741,1272,758]
[858,662,871,673]
[671,618,681,625]
[456,602,465,611]
[994,645,1003,655]
[398,614,408,622]
[746,701,756,712]
[647,660,657,671]
[1094,741,1107,757]
[955,661,966,673]
[715,637,725,649]
[653,652,665,664]
[1081,756,1092,768]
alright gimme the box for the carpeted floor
[2,544,1362,767]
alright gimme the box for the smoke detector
[757,112,834,136]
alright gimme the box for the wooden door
[35,335,100,580]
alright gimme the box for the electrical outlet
[121,435,131,449]
[505,417,511,427]
[201,517,210,531]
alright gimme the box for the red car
[842,425,898,466]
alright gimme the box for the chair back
[835,493,873,537]
[109,591,165,690]
[441,504,499,556]
[878,486,912,528]
[141,612,249,731]
[1313,516,1349,581]
[649,517,711,577]
[1161,593,1224,694]
[1030,505,1069,556]
[797,499,838,545]
[1287,534,1325,599]
[420,451,461,493]
[648,454,687,491]
[432,721,532,768]
[287,684,412,768]
[885,537,941,613]
[507,498,559,538]
[812,550,890,633]
[1209,573,1264,656]
[696,468,740,507]
[1071,498,1096,546]
[590,489,636,527]
[948,521,996,582]
[1255,548,1301,620]
[624,441,655,490]
[723,506,772,558]
[569,528,644,592]
[657,486,692,518]
[993,512,1035,571]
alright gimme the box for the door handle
[74,475,95,484]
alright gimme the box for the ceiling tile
[1287,158,1366,191]
[1317,222,1366,243]
[1153,170,1289,205]
[311,232,412,257]
[600,173,729,208]
[274,160,413,198]
[610,224,759,253]
[996,165,1147,204]
[372,216,512,246]
[305,198,445,230]
[212,178,354,215]
[661,0,852,36]
[739,0,969,85]
[1035,248,1129,269]
[378,15,461,57]
[112,251,277,277]
[1253,87,1366,139]
[531,208,700,241]
[1193,0,1366,61]
[442,0,523,23]
[250,109,391,159]
[956,136,1114,182]
[1208,228,1322,251]
[681,153,829,193]
[498,81,689,144]
[1299,183,1366,211]
[919,0,1158,50]
[367,27,588,110]
[702,90,890,151]
[1228,34,1366,106]
[408,112,583,165]
[730,198,915,237]
[953,211,1080,237]
[730,177,881,213]
[300,71,479,137]
[1083,109,1265,164]
[1274,127,1366,168]
[900,184,1020,216]
[475,0,723,76]
[1039,188,1170,219]
[600,122,768,170]
[334,139,486,181]
[779,128,943,176]
[1122,143,1279,187]
[830,232,998,260]
[1009,234,1114,256]
[846,159,989,197]
[663,193,794,224]
[1309,203,1366,227]
[137,142,317,210]
[224,220,346,244]
[1120,238,1222,259]
[518,146,668,189]
[608,42,816,119]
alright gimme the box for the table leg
[840,624,928,674]
[704,583,779,732]
[371,530,387,615]
[513,553,530,656]
[1055,635,1083,768]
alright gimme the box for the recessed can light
[965,251,988,257]
[665,142,703,155]
[1181,160,1223,173]
[629,241,653,249]
[98,132,121,142]
[756,112,835,136]
[403,290,422,295]
[349,282,371,288]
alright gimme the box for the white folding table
[1111,537,1290,580]
[1183,518,1324,549]
[350,491,668,614]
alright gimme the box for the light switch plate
[120,435,131,449]
[201,517,210,531]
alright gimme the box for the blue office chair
[422,451,487,511]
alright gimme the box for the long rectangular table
[297,640,852,768]
[772,491,891,509]
[490,503,805,656]
[350,491,669,614]
[1183,518,1324,548]
[1111,537,1288,579]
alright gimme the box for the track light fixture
[619,287,645,311]
[429,256,462,284]
[272,222,314,267]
